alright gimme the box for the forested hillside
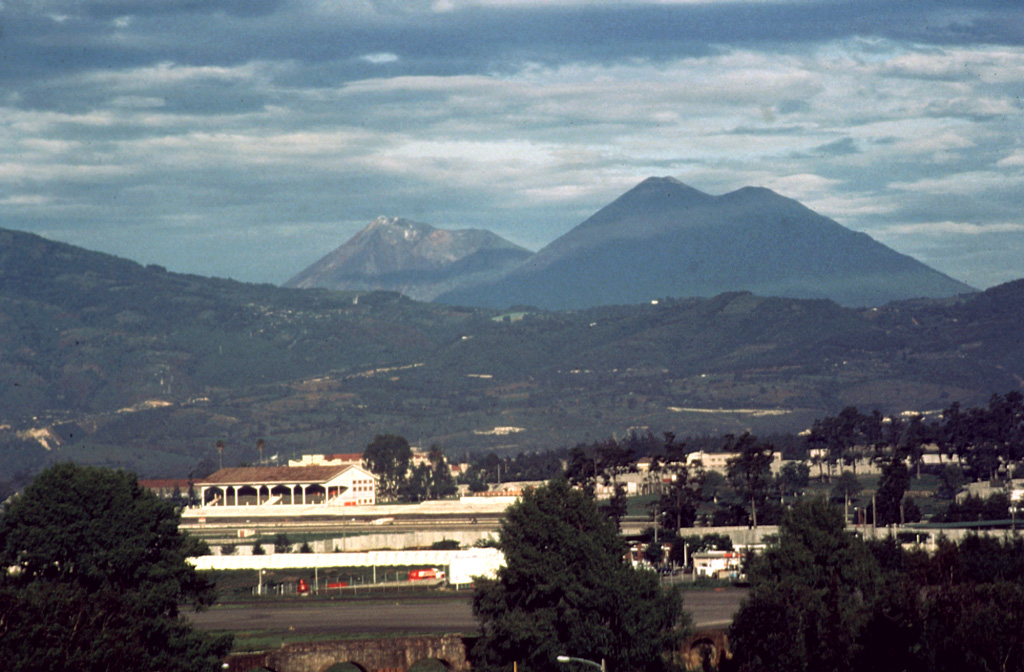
[1,227,1022,486]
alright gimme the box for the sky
[2,0,1023,290]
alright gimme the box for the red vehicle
[408,568,445,581]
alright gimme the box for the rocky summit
[284,217,531,301]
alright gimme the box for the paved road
[187,588,747,636]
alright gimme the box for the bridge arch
[223,634,470,672]
[683,630,730,671]
[323,662,368,672]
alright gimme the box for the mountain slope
[284,217,532,301]
[437,177,975,309]
[3,225,1020,489]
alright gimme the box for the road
[187,587,747,636]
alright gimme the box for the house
[692,550,744,579]
[196,464,377,508]
[686,450,785,475]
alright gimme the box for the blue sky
[2,0,1022,289]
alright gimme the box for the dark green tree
[777,461,810,498]
[601,482,630,528]
[401,462,433,502]
[830,471,862,522]
[729,497,880,672]
[0,463,231,672]
[425,445,458,500]
[874,457,910,526]
[472,478,689,672]
[725,433,775,528]
[653,434,701,531]
[918,582,1024,672]
[935,463,966,500]
[565,443,598,496]
[364,433,413,501]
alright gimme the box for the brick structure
[683,629,730,671]
[223,634,471,672]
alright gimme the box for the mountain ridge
[284,216,531,301]
[1,225,1021,486]
[436,177,974,309]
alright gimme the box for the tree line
[471,481,1024,672]
[806,391,1024,483]
[362,433,458,502]
[727,497,1024,672]
[455,391,1023,531]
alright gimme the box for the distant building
[686,450,785,475]
[692,550,744,579]
[196,464,376,508]
[288,453,364,468]
[139,478,192,499]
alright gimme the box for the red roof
[197,465,358,486]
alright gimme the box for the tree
[874,456,910,526]
[401,462,433,502]
[725,433,775,528]
[363,433,413,501]
[653,435,701,531]
[602,482,630,528]
[729,497,880,672]
[830,471,862,521]
[0,463,231,672]
[935,463,966,500]
[472,478,689,672]
[425,444,458,500]
[778,461,810,498]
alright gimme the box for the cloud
[1,1,1023,289]
[876,221,1024,237]
[361,52,400,64]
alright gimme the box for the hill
[284,217,532,301]
[437,177,975,309]
[1,227,1019,488]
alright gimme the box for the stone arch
[684,631,730,671]
[323,662,368,672]
[408,658,451,672]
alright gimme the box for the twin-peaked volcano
[435,177,974,309]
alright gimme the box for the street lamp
[557,655,606,672]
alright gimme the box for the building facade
[196,464,377,508]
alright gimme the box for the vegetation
[472,478,689,672]
[727,497,1024,672]
[362,435,458,503]
[3,226,1023,488]
[0,463,231,671]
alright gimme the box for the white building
[686,450,785,475]
[197,464,377,508]
[692,550,744,579]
